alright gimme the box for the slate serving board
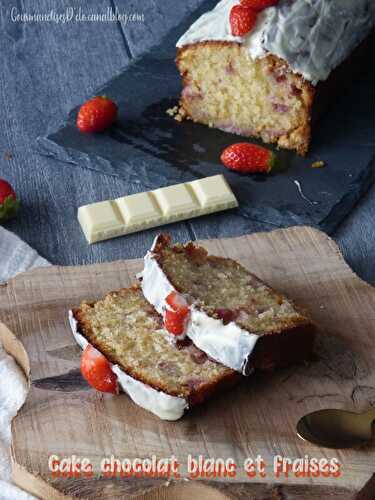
[36,0,375,233]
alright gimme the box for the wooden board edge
[3,256,141,282]
[11,454,72,500]
[4,226,375,297]
[0,321,31,381]
[239,226,375,298]
[10,467,361,500]
[11,461,232,500]
[247,225,375,294]
[356,473,375,500]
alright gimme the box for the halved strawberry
[164,291,190,336]
[215,308,239,325]
[80,345,118,394]
[165,291,189,315]
[164,309,187,336]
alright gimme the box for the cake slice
[140,235,315,374]
[176,0,375,154]
[69,284,240,420]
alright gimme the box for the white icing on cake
[140,236,258,374]
[139,245,175,316]
[139,242,187,342]
[68,310,188,421]
[177,0,375,84]
[187,308,258,374]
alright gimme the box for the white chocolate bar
[78,175,238,244]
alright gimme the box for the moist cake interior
[177,42,313,155]
[156,242,310,334]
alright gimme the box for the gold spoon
[297,408,375,449]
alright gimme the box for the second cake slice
[70,284,239,420]
[140,235,315,374]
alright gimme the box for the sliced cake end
[176,42,314,155]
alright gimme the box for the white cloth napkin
[0,226,50,500]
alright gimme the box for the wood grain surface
[0,1,374,289]
[0,226,374,499]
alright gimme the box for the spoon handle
[364,407,375,422]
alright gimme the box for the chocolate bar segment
[78,175,238,244]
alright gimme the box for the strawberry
[164,309,187,336]
[215,308,239,325]
[164,291,190,336]
[0,179,20,222]
[165,291,189,315]
[230,5,258,36]
[220,143,276,174]
[240,0,279,11]
[80,345,118,394]
[77,96,118,133]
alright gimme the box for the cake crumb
[166,105,187,123]
[311,160,325,169]
[175,106,187,121]
[166,105,178,117]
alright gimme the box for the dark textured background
[1,0,374,285]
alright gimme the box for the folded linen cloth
[0,227,49,284]
[0,226,50,500]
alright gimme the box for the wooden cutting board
[1,226,375,500]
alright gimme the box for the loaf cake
[69,284,240,420]
[176,0,375,154]
[140,234,315,374]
